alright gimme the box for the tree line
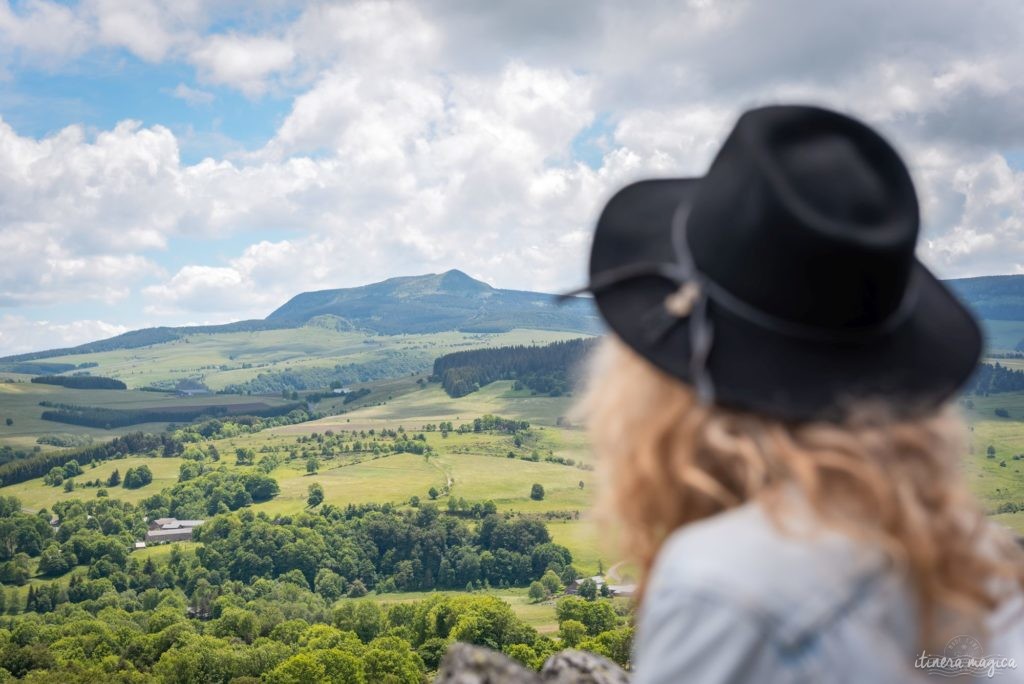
[31,376,126,390]
[432,338,597,398]
[39,401,304,430]
[0,579,631,681]
[191,504,575,594]
[964,362,1024,395]
[0,492,571,603]
[141,469,280,519]
[0,361,96,375]
[0,432,175,487]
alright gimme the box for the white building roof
[157,518,204,529]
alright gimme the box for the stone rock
[434,643,631,684]
[540,650,631,684]
[434,643,539,684]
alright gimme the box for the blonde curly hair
[578,337,1024,647]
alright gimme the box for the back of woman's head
[579,337,1024,646]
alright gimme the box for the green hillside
[947,274,1024,351]
[24,328,586,392]
[267,269,599,334]
[0,268,1019,684]
[0,271,600,365]
[947,274,1024,321]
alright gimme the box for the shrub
[122,465,153,489]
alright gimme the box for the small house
[148,517,204,531]
[144,518,204,543]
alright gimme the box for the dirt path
[605,561,627,583]
[426,455,453,492]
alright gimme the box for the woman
[573,105,1024,682]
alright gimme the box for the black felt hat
[572,105,982,422]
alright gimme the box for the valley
[0,270,1021,682]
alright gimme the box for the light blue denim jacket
[634,501,1024,683]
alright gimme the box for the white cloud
[90,0,202,62]
[143,264,247,315]
[0,315,127,356]
[0,0,92,65]
[921,153,1024,276]
[171,82,214,105]
[0,118,182,248]
[2,0,1024,345]
[143,239,323,319]
[190,33,294,96]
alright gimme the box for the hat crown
[686,106,920,329]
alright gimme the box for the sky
[1,0,1024,356]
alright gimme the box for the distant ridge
[267,269,595,334]
[1,270,600,362]
[946,274,1024,321]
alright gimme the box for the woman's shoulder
[645,500,907,646]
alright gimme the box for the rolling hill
[946,275,1024,351]
[0,270,600,364]
[7,270,1019,367]
[268,269,597,334]
[947,275,1024,320]
[0,272,600,442]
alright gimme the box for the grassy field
[38,328,586,391]
[5,456,185,510]
[367,588,562,633]
[16,338,1024,593]
[548,519,609,578]
[962,393,1024,532]
[0,377,608,574]
[272,382,582,433]
[0,380,294,452]
[209,378,593,511]
[981,320,1024,353]
[234,381,604,572]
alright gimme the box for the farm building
[144,518,204,543]
[146,528,196,543]
[148,517,204,531]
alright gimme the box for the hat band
[561,203,920,406]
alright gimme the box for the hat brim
[590,179,984,422]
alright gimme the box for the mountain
[0,270,600,363]
[11,270,1016,366]
[267,269,594,334]
[946,275,1024,321]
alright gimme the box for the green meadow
[214,381,608,574]
[962,393,1024,533]
[366,588,563,633]
[0,380,294,452]
[981,320,1024,353]
[7,334,1023,591]
[3,456,185,509]
[37,327,585,390]
[1,377,609,577]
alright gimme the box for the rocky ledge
[435,643,631,684]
